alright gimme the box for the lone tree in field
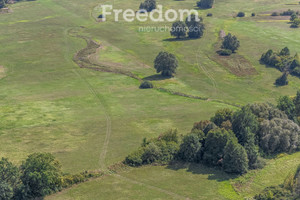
[221,33,240,53]
[185,14,205,38]
[139,0,156,12]
[154,51,178,77]
[197,0,214,9]
[170,21,187,39]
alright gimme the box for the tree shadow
[143,74,172,81]
[163,37,199,42]
[166,161,239,182]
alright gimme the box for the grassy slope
[0,0,300,199]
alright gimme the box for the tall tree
[221,33,240,53]
[185,14,205,38]
[154,51,178,76]
[139,0,156,12]
[170,21,187,39]
[197,0,214,9]
[223,139,249,174]
[277,95,296,120]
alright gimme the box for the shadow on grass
[163,37,199,42]
[166,161,239,182]
[143,74,172,81]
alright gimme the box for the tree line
[125,91,300,175]
[0,153,101,200]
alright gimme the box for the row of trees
[0,153,99,200]
[125,91,300,174]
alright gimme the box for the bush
[197,0,214,9]
[139,0,156,12]
[139,81,153,89]
[221,33,240,53]
[207,13,213,17]
[275,72,289,86]
[211,108,233,127]
[125,148,144,166]
[251,13,256,17]
[271,12,279,16]
[218,49,232,56]
[142,143,163,164]
[237,12,245,17]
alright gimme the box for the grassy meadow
[0,0,300,199]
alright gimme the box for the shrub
[237,12,245,17]
[251,13,256,17]
[139,81,153,89]
[177,133,202,162]
[218,49,232,56]
[291,18,300,28]
[197,0,214,9]
[207,13,213,17]
[141,143,163,164]
[271,12,279,16]
[281,9,296,16]
[125,148,144,166]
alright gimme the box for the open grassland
[1,0,300,199]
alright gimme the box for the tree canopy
[154,51,178,77]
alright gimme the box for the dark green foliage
[277,95,296,120]
[294,91,300,116]
[154,51,178,77]
[158,129,179,143]
[237,12,245,17]
[242,128,259,169]
[275,72,289,86]
[259,118,300,154]
[178,133,202,162]
[0,158,20,189]
[125,148,144,166]
[170,21,187,39]
[223,139,248,174]
[217,49,232,56]
[203,129,234,166]
[248,103,288,121]
[221,33,240,53]
[254,186,293,200]
[271,12,279,16]
[0,181,13,200]
[142,143,163,164]
[252,13,256,17]
[185,15,205,39]
[20,153,63,198]
[139,0,156,12]
[280,47,291,57]
[290,13,298,22]
[207,13,213,17]
[197,0,214,9]
[232,106,259,146]
[211,108,233,127]
[281,9,297,16]
[139,81,153,89]
[291,18,300,28]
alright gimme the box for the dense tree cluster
[0,153,99,200]
[125,91,300,174]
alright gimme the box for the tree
[277,95,296,120]
[291,18,300,28]
[237,12,245,17]
[275,72,289,86]
[203,129,234,165]
[232,106,259,146]
[248,103,288,121]
[177,133,202,162]
[211,108,233,127]
[0,158,20,189]
[141,143,162,164]
[170,21,187,39]
[294,91,300,116]
[290,13,298,22]
[243,128,259,169]
[185,15,205,38]
[197,0,214,9]
[139,0,156,12]
[139,81,153,89]
[259,118,300,154]
[20,153,63,198]
[0,0,6,9]
[280,47,291,56]
[221,33,240,53]
[154,51,178,77]
[223,139,248,174]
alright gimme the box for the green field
[1,0,300,199]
